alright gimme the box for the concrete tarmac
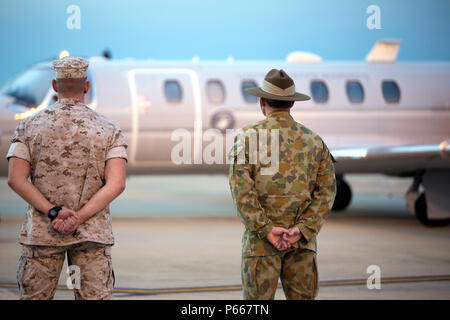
[0,174,449,300]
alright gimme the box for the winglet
[366,40,401,63]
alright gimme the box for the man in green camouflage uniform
[7,56,127,299]
[229,69,336,300]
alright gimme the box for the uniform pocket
[244,231,278,257]
[21,246,34,258]
[16,246,64,300]
[104,246,115,290]
[17,248,31,290]
[17,246,34,288]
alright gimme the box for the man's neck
[266,107,291,116]
[58,95,85,102]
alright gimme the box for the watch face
[49,207,61,220]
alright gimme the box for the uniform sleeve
[295,142,336,242]
[6,120,31,162]
[106,127,128,162]
[228,133,274,239]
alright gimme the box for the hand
[51,208,80,235]
[61,212,80,235]
[282,226,302,248]
[267,227,291,251]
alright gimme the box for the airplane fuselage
[0,58,449,176]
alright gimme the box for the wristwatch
[48,206,62,221]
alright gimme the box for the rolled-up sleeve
[6,121,30,162]
[106,127,128,162]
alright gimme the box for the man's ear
[84,81,90,94]
[260,97,266,107]
[260,98,266,116]
[52,79,58,93]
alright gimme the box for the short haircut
[56,78,86,95]
[265,98,294,109]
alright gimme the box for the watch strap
[48,206,62,221]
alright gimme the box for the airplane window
[0,67,52,108]
[382,80,400,103]
[310,81,329,103]
[164,80,183,103]
[346,81,364,103]
[206,80,225,105]
[241,80,258,103]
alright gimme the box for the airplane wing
[331,139,450,175]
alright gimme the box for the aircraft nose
[0,95,18,138]
[0,94,14,109]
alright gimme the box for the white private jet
[0,41,449,225]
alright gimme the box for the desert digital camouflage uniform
[229,110,336,300]
[6,57,127,300]
[17,242,114,300]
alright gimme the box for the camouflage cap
[53,56,89,79]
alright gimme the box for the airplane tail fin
[366,40,401,63]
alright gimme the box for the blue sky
[0,0,449,85]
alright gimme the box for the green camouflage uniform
[7,97,127,300]
[229,111,336,300]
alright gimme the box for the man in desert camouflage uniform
[229,69,336,300]
[6,56,127,300]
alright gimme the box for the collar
[57,98,84,106]
[266,110,294,121]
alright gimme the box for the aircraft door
[129,69,200,167]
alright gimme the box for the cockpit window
[1,67,53,108]
[241,80,258,103]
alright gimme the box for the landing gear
[405,171,450,226]
[407,187,447,226]
[414,193,430,225]
[332,175,352,211]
